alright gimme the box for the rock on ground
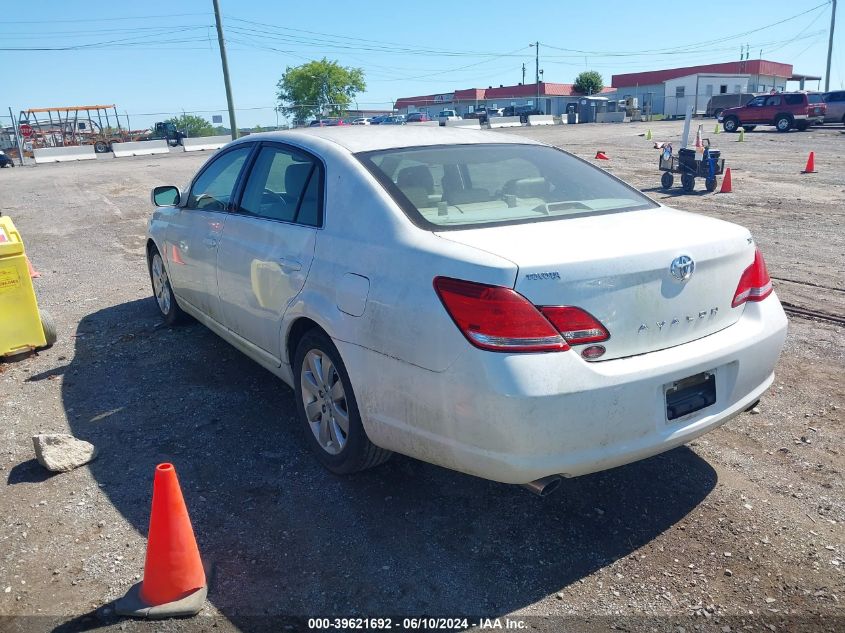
[32,434,97,472]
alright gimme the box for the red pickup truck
[719,92,826,133]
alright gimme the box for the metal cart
[659,146,725,193]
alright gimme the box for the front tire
[775,115,792,132]
[661,171,674,189]
[94,140,109,153]
[723,117,739,133]
[148,248,188,326]
[294,329,391,474]
[681,174,695,193]
[40,309,57,348]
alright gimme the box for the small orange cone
[802,151,816,173]
[116,464,206,619]
[595,151,609,160]
[719,168,733,193]
[25,256,41,278]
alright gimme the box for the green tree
[573,71,604,95]
[253,123,264,133]
[168,114,214,137]
[276,58,366,123]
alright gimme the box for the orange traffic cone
[802,151,816,173]
[115,463,206,619]
[25,255,41,278]
[595,151,609,160]
[719,168,733,193]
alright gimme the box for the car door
[743,95,766,123]
[164,144,254,320]
[761,95,782,123]
[216,142,323,363]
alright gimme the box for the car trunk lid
[436,206,754,360]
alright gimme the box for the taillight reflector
[433,277,568,352]
[732,248,773,308]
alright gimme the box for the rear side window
[784,94,804,105]
[358,143,656,230]
[238,146,322,226]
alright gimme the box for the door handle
[203,237,218,248]
[278,257,302,273]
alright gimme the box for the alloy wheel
[300,349,350,455]
[151,253,171,315]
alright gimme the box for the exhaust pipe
[520,475,563,497]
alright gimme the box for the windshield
[357,143,656,229]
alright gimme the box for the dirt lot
[0,120,843,633]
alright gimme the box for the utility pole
[522,63,526,84]
[212,0,238,139]
[529,42,540,105]
[825,0,837,91]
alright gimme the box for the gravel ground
[0,121,842,633]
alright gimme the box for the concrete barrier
[444,119,481,129]
[528,115,555,126]
[182,135,232,152]
[488,116,523,129]
[33,145,97,164]
[111,139,170,157]
[406,121,439,126]
[596,112,626,123]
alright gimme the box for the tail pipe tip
[520,475,563,497]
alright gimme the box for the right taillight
[434,277,568,352]
[732,248,773,308]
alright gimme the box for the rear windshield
[807,93,824,104]
[357,143,656,229]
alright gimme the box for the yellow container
[0,215,48,356]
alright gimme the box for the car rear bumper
[338,293,788,484]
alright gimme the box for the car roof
[232,126,544,154]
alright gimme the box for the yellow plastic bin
[0,215,55,357]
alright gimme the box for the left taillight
[539,306,609,345]
[732,248,773,308]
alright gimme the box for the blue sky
[1,0,840,129]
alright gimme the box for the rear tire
[705,177,717,193]
[723,117,739,133]
[681,174,695,193]
[775,115,792,132]
[94,140,109,153]
[294,329,392,475]
[713,108,724,119]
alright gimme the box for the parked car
[309,118,346,127]
[369,115,391,125]
[719,92,826,132]
[464,107,503,124]
[380,115,406,125]
[0,151,14,168]
[146,127,787,496]
[821,90,845,124]
[351,118,371,126]
[502,105,543,123]
[437,109,461,126]
[405,112,432,123]
[705,93,758,119]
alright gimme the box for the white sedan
[147,127,787,496]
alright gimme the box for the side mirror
[151,185,181,207]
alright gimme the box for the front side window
[187,146,252,211]
[748,96,766,107]
[358,144,656,230]
[238,145,322,226]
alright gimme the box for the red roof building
[612,60,793,88]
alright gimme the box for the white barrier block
[33,145,97,164]
[527,115,555,126]
[488,116,523,129]
[406,121,439,126]
[595,112,626,123]
[182,135,232,152]
[444,119,481,129]
[111,139,170,158]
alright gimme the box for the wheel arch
[286,316,328,367]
